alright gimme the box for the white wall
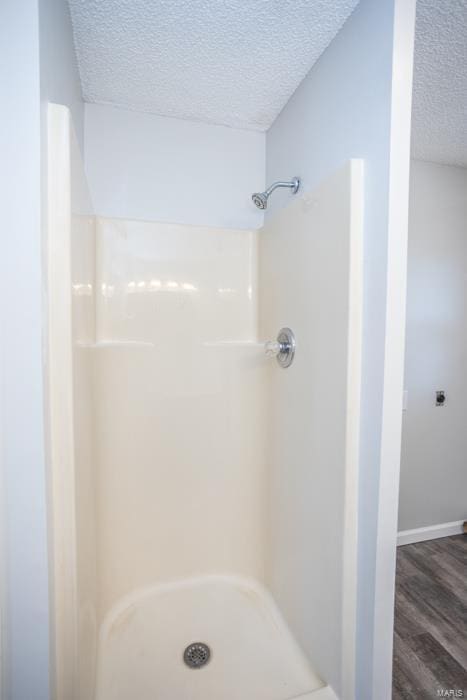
[84,103,265,230]
[0,3,50,699]
[399,160,467,531]
[266,1,415,698]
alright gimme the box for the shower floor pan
[95,575,335,700]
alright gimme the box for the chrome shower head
[252,191,268,210]
[251,177,300,210]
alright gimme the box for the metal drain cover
[183,642,211,669]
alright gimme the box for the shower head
[251,177,300,210]
[252,191,268,210]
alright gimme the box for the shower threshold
[95,575,334,700]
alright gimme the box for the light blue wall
[84,102,265,229]
[266,1,411,696]
[39,0,84,152]
[400,161,467,531]
[0,2,50,699]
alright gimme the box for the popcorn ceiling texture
[69,0,467,166]
[411,0,467,167]
[67,0,358,131]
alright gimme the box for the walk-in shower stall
[47,104,363,700]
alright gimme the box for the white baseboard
[397,520,465,546]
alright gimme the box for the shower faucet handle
[264,340,281,358]
[264,328,296,369]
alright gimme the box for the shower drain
[183,642,211,669]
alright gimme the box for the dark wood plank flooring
[393,535,467,699]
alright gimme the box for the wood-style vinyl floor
[393,535,467,699]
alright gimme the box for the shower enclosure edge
[341,158,364,699]
[45,102,79,700]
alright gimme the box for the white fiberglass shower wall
[47,100,363,700]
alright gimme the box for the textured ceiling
[411,0,467,167]
[68,0,359,131]
[69,0,467,166]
